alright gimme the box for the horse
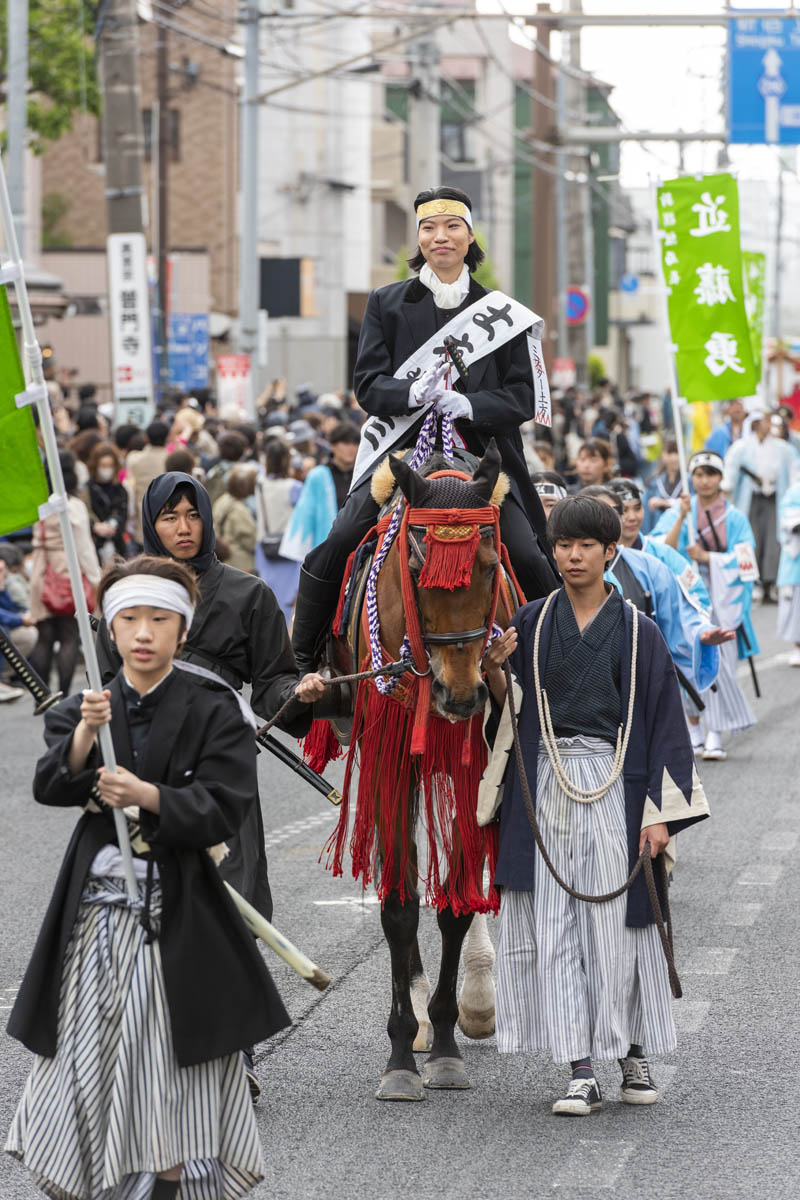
[313,440,520,1101]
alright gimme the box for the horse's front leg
[376,889,425,1101]
[423,904,475,1090]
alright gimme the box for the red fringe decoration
[419,526,480,591]
[323,679,499,917]
[302,719,343,774]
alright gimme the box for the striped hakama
[495,737,676,1064]
[6,877,264,1200]
[777,586,800,643]
[683,637,755,735]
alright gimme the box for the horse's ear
[471,438,502,502]
[388,455,431,507]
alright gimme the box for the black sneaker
[619,1055,659,1105]
[242,1048,261,1104]
[552,1076,602,1116]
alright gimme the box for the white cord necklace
[532,589,638,803]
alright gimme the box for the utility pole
[98,0,146,235]
[238,0,259,416]
[406,35,441,249]
[6,0,29,259]
[532,4,557,366]
[156,18,170,396]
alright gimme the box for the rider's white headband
[103,575,196,630]
[535,482,567,501]
[416,198,473,229]
[689,451,724,475]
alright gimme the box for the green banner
[0,285,49,536]
[742,249,765,385]
[657,173,757,403]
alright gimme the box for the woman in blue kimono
[478,495,710,1118]
[777,479,800,666]
[651,451,758,761]
[609,478,712,618]
[578,486,728,701]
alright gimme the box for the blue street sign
[565,287,589,326]
[168,313,210,391]
[619,274,639,294]
[729,15,800,145]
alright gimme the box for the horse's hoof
[375,1070,426,1102]
[457,1003,496,1040]
[422,1056,472,1090]
[412,1020,433,1052]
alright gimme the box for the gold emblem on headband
[416,199,469,222]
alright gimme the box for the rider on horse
[291,185,559,675]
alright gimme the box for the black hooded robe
[95,472,311,921]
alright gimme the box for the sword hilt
[443,336,469,385]
[0,626,62,714]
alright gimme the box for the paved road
[1,605,797,1199]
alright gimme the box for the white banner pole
[650,178,695,544]
[0,153,139,903]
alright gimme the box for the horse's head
[387,441,507,722]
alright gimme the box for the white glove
[436,390,473,422]
[408,358,450,409]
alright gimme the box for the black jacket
[353,275,551,550]
[7,670,291,1066]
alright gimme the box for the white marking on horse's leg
[410,972,433,1052]
[457,913,496,1039]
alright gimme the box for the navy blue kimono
[492,593,709,927]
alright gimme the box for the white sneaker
[790,648,800,668]
[702,730,727,761]
[619,1055,660,1105]
[0,682,25,703]
[552,1076,603,1116]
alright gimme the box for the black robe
[7,669,291,1067]
[95,471,311,921]
[353,274,556,563]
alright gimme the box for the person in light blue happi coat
[579,486,728,702]
[776,480,800,666]
[608,478,712,619]
[651,451,759,761]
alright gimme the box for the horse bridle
[406,521,497,656]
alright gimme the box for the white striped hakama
[6,877,264,1200]
[777,586,800,643]
[495,737,675,1064]
[682,637,755,735]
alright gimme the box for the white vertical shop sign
[107,232,155,427]
[216,353,252,418]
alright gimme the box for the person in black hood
[95,472,325,930]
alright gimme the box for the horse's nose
[432,678,488,720]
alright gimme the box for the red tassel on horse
[303,719,342,774]
[419,526,480,590]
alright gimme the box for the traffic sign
[619,274,639,294]
[729,16,800,145]
[168,313,210,391]
[565,287,590,326]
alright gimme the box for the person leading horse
[292,185,559,674]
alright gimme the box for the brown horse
[322,441,517,1101]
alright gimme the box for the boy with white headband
[651,452,759,760]
[7,555,292,1200]
[290,184,559,677]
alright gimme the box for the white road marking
[682,947,737,975]
[737,864,783,886]
[760,831,799,853]
[723,902,762,926]
[264,810,335,850]
[736,650,792,679]
[313,896,382,907]
[552,1140,636,1190]
[673,1000,711,1033]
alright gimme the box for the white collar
[418,263,470,310]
